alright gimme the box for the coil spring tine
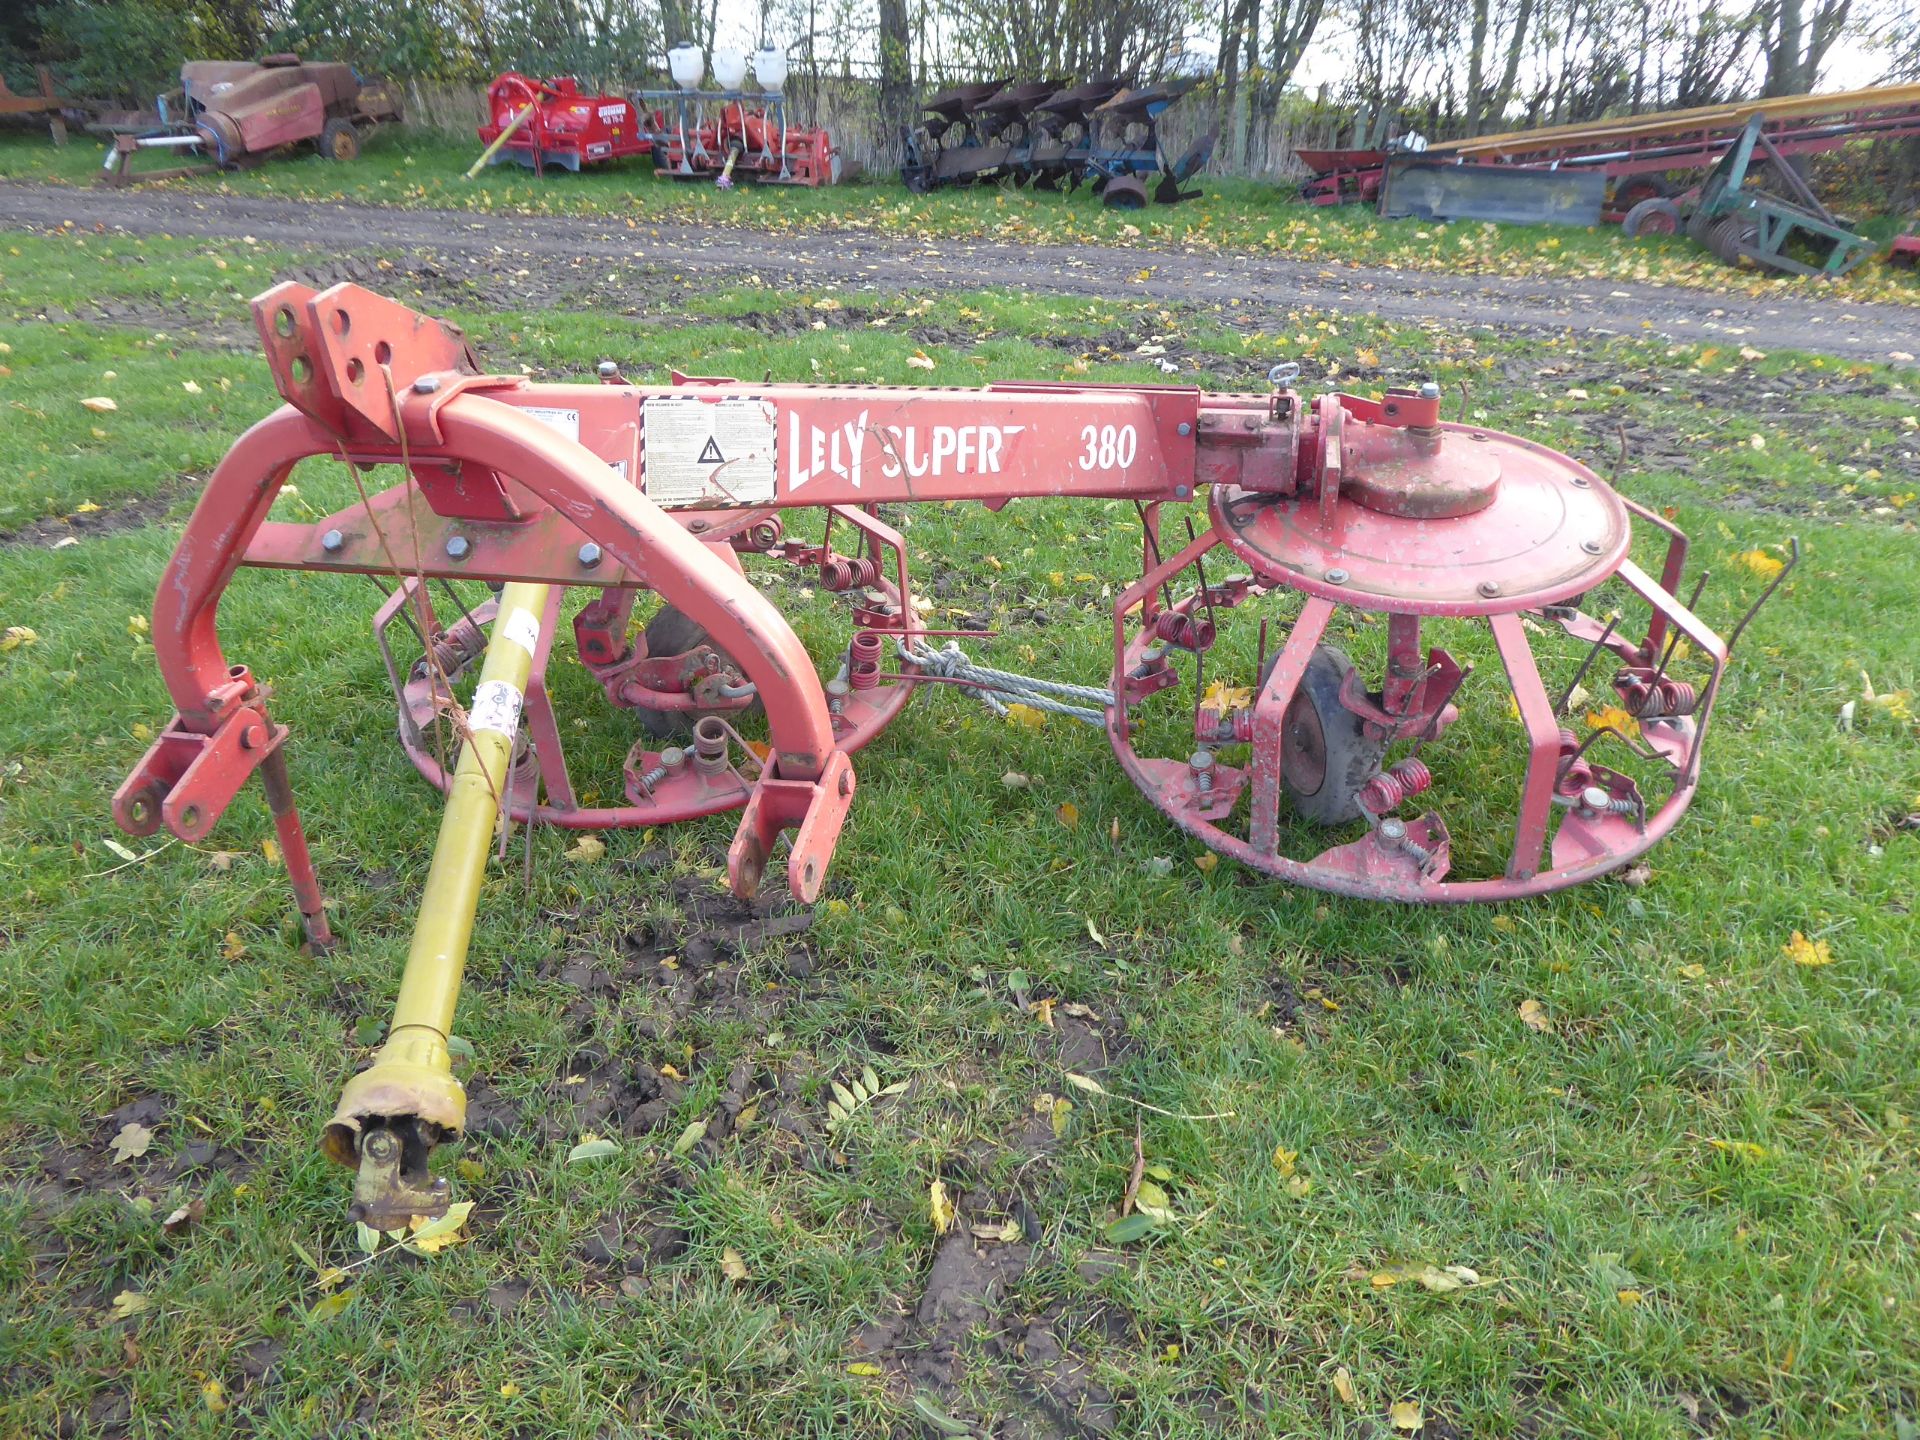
[437,578,480,642]
[1184,516,1218,641]
[1191,634,1207,739]
[1409,661,1473,758]
[1554,611,1619,717]
[369,574,428,649]
[1134,501,1175,614]
[1725,535,1800,655]
[1652,569,1711,684]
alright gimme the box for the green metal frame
[1689,114,1873,276]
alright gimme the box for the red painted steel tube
[432,395,836,779]
[149,400,837,783]
[1489,610,1560,882]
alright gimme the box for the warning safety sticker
[641,396,777,507]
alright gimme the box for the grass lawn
[5,126,1920,309]
[0,225,1917,1439]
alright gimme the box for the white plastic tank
[752,46,788,93]
[712,49,748,92]
[668,42,705,91]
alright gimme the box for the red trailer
[476,74,650,175]
[1299,83,1920,225]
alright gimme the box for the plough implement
[901,76,1214,208]
[114,284,1791,1221]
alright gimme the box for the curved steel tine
[1725,535,1800,655]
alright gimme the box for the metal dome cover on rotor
[1213,419,1631,615]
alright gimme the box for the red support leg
[1249,595,1335,855]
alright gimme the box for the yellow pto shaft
[323,581,550,1226]
[466,102,537,179]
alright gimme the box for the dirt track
[3,180,1917,363]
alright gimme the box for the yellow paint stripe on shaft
[387,579,549,1039]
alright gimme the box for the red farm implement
[95,55,400,185]
[114,284,1793,1222]
[474,73,650,175]
[636,44,839,187]
[1300,82,1920,226]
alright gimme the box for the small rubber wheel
[1613,175,1671,210]
[632,605,759,739]
[318,117,360,161]
[1621,196,1682,238]
[1102,177,1149,210]
[1264,644,1385,824]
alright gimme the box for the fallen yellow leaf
[81,396,118,413]
[929,1179,955,1235]
[1332,1365,1357,1405]
[109,1290,151,1320]
[1518,999,1552,1033]
[405,1200,476,1255]
[1201,679,1254,712]
[1049,1095,1073,1139]
[566,834,607,863]
[1733,547,1784,580]
[306,1288,357,1322]
[1056,801,1080,829]
[721,1246,750,1282]
[1783,930,1834,967]
[1390,1400,1423,1431]
[1193,853,1219,873]
[1586,704,1641,740]
[1,626,38,652]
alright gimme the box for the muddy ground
[13,841,1150,1438]
[3,181,1917,365]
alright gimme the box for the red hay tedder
[112,283,1792,1221]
